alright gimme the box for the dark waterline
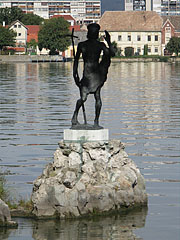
[0,62,180,239]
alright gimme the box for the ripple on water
[0,62,180,240]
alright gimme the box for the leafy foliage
[0,7,23,25]
[166,37,180,56]
[21,13,44,25]
[0,26,16,51]
[125,47,134,57]
[0,169,9,201]
[0,7,44,25]
[27,39,38,49]
[38,17,71,54]
[143,44,148,56]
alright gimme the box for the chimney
[3,21,5,27]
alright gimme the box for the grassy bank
[0,169,33,216]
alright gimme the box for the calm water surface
[0,61,179,240]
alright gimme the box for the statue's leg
[94,88,102,126]
[71,89,88,125]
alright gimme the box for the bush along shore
[0,171,18,227]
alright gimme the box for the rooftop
[162,15,180,32]
[99,11,163,32]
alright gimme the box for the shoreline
[1,55,180,63]
[0,55,72,63]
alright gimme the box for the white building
[125,0,153,11]
[9,20,27,47]
[99,11,163,56]
[125,0,180,15]
[0,0,101,24]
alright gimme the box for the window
[128,35,131,41]
[148,47,151,53]
[148,35,151,41]
[137,35,141,41]
[14,25,17,28]
[18,33,21,36]
[137,47,141,53]
[155,47,158,53]
[155,35,158,41]
[165,27,171,32]
[118,35,122,41]
[18,25,21,28]
[166,37,170,42]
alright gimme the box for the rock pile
[31,140,147,218]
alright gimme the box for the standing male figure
[71,23,115,129]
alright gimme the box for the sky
[101,0,124,14]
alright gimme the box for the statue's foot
[71,117,80,126]
[94,121,103,130]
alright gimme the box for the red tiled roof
[26,25,40,42]
[51,15,75,21]
[100,11,163,32]
[70,25,81,31]
[6,46,25,52]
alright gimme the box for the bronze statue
[71,23,115,129]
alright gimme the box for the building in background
[100,11,163,56]
[161,15,180,54]
[0,0,101,24]
[161,0,180,15]
[124,0,180,15]
[125,0,161,13]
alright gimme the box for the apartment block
[125,0,180,15]
[0,0,101,23]
[125,0,152,11]
[161,0,180,15]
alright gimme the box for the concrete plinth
[64,129,109,142]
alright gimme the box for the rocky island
[31,139,147,219]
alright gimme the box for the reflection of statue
[71,23,115,129]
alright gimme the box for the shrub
[144,44,148,56]
[0,169,9,201]
[125,47,134,57]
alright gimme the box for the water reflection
[0,207,147,240]
[0,61,180,239]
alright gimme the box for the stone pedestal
[64,129,109,142]
[31,139,148,219]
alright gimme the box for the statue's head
[87,23,100,40]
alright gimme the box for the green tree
[166,37,180,56]
[27,39,38,54]
[21,13,44,25]
[38,17,71,55]
[125,47,134,57]
[0,7,23,25]
[143,44,148,55]
[111,41,117,55]
[27,39,38,49]
[0,25,16,53]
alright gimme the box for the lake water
[0,61,179,240]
